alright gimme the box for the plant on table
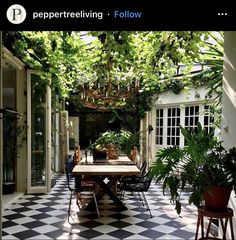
[90,129,130,152]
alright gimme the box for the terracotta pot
[107,144,118,159]
[204,185,232,210]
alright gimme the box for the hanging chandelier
[78,53,140,111]
[79,79,140,111]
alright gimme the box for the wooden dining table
[72,156,140,210]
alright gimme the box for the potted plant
[150,123,236,215]
[89,129,138,159]
[2,114,26,194]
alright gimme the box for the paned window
[167,108,180,146]
[156,109,163,145]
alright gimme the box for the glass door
[27,71,51,193]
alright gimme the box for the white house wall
[221,31,236,237]
[221,32,236,148]
[0,32,3,239]
[153,87,210,107]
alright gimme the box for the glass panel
[177,118,180,126]
[185,118,188,126]
[168,118,171,126]
[172,128,175,135]
[160,128,163,135]
[195,106,199,114]
[204,116,209,125]
[156,109,164,145]
[160,109,163,117]
[176,128,180,136]
[190,106,194,115]
[172,118,175,125]
[190,117,193,125]
[160,118,163,126]
[31,75,47,186]
[209,127,214,134]
[185,107,189,116]
[203,105,215,134]
[176,137,180,145]
[167,128,171,135]
[3,68,16,186]
[172,108,175,116]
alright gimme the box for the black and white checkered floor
[2,174,198,239]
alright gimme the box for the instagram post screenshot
[0,1,236,239]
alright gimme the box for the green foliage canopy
[3,31,211,112]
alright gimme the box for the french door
[27,71,51,193]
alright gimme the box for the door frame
[27,70,51,193]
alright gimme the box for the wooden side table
[195,206,234,240]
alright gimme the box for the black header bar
[0,1,235,30]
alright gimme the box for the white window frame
[155,103,214,149]
[166,107,181,146]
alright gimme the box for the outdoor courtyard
[1,31,236,240]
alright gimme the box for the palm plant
[201,32,224,104]
[198,32,224,126]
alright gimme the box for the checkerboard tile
[2,174,198,239]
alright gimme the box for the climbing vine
[3,31,212,115]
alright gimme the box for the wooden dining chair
[64,162,100,223]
